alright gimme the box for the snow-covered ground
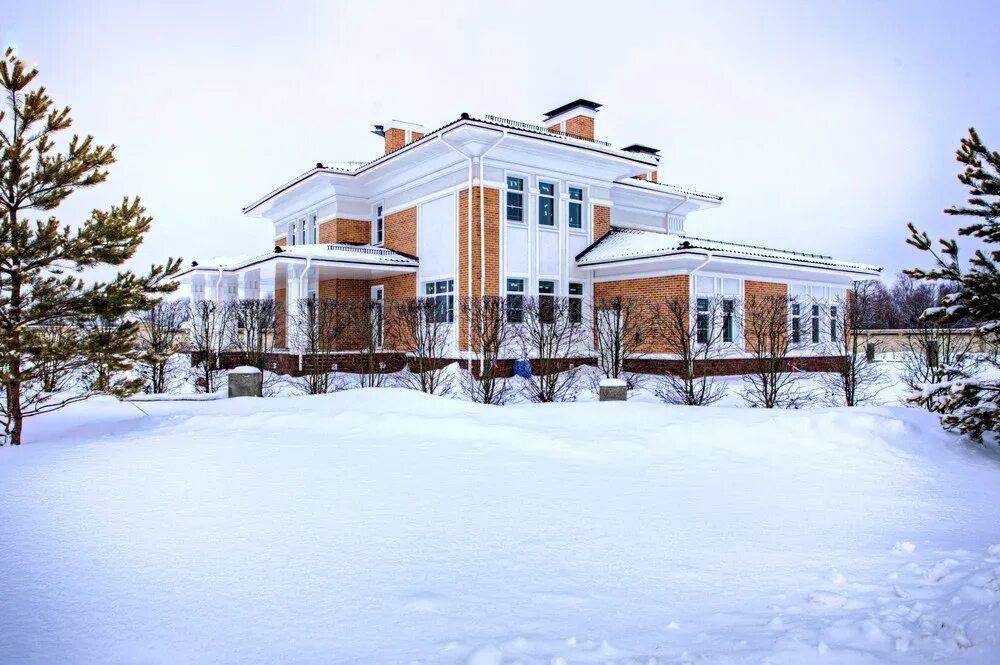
[2,389,999,663]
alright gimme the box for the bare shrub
[294,297,354,395]
[460,296,516,404]
[819,282,890,406]
[136,299,189,394]
[387,297,453,395]
[189,299,235,393]
[356,298,388,388]
[741,293,808,408]
[517,295,587,403]
[654,296,728,406]
[593,295,655,389]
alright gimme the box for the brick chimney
[623,144,661,182]
[372,120,426,155]
[542,99,601,142]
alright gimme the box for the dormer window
[374,204,384,245]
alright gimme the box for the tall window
[298,217,307,245]
[722,298,735,343]
[696,297,710,344]
[506,278,524,323]
[309,212,319,244]
[374,204,384,245]
[568,187,583,230]
[506,176,524,223]
[538,182,555,227]
[830,305,838,342]
[569,282,583,323]
[424,279,454,323]
[538,279,556,323]
[790,302,802,343]
[287,220,297,246]
[811,304,821,343]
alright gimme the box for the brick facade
[384,206,417,256]
[594,275,690,353]
[564,115,594,142]
[318,218,371,245]
[457,187,501,350]
[275,237,287,247]
[274,287,287,347]
[593,205,611,240]
[743,280,788,352]
[384,128,406,154]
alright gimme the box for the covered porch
[182,243,418,353]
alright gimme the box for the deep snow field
[2,388,1000,664]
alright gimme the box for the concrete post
[228,366,263,397]
[599,378,628,402]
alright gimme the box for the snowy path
[1,390,998,663]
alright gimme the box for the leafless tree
[355,298,388,388]
[229,297,282,394]
[901,323,974,410]
[741,293,808,408]
[517,295,587,402]
[654,296,728,406]
[136,299,189,394]
[460,295,516,404]
[293,297,355,394]
[189,299,235,393]
[818,282,890,406]
[593,295,656,389]
[387,297,454,395]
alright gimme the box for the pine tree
[905,127,1000,442]
[0,47,180,444]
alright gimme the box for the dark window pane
[538,280,555,294]
[539,182,554,196]
[569,283,583,296]
[507,294,523,323]
[507,176,523,191]
[569,298,582,323]
[568,202,582,228]
[539,196,554,226]
[569,187,583,201]
[506,192,523,222]
[697,297,709,312]
[696,314,709,344]
[507,278,524,293]
[425,283,434,295]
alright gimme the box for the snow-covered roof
[576,228,881,274]
[618,177,723,202]
[181,243,418,275]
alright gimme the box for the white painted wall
[418,193,456,281]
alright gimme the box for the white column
[285,264,305,352]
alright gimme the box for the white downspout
[297,256,313,372]
[476,130,506,374]
[437,134,474,372]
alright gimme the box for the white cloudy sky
[5,1,999,281]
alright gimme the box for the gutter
[437,133,475,372]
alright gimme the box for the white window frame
[567,184,587,234]
[537,180,556,228]
[789,283,839,346]
[505,276,526,324]
[568,281,584,324]
[309,212,319,244]
[422,279,455,324]
[505,174,526,224]
[287,219,297,246]
[693,275,742,347]
[373,203,384,246]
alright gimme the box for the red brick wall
[594,275,690,353]
[274,287,287,347]
[318,219,371,245]
[565,115,594,141]
[275,237,287,248]
[457,187,500,350]
[384,128,406,154]
[384,207,417,256]
[593,205,611,240]
[743,280,788,352]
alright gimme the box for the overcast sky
[6,1,999,282]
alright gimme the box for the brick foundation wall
[594,275,689,353]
